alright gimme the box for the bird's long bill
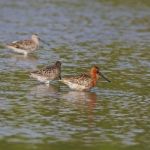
[99,72,111,82]
[40,39,50,46]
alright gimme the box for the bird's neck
[32,38,39,47]
[91,73,97,87]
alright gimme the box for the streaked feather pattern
[61,73,94,91]
[6,34,39,55]
[60,65,110,91]
[8,40,37,51]
[30,61,61,83]
[63,74,92,86]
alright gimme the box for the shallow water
[0,0,150,150]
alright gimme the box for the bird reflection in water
[62,91,97,127]
[29,84,60,99]
[11,53,38,60]
[10,53,38,69]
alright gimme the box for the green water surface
[0,0,150,150]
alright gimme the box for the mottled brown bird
[60,65,110,91]
[30,61,61,84]
[6,34,40,55]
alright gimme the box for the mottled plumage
[6,34,39,55]
[61,66,110,91]
[30,61,61,84]
[61,74,93,91]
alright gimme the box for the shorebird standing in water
[30,61,61,84]
[60,65,110,91]
[6,34,42,56]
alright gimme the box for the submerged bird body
[62,74,95,91]
[30,61,61,84]
[6,34,39,55]
[61,66,110,91]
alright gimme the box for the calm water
[0,0,150,150]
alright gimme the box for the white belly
[64,81,89,91]
[7,46,28,55]
[30,73,50,84]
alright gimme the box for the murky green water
[0,0,150,150]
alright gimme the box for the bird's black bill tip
[99,72,111,82]
[40,39,50,46]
